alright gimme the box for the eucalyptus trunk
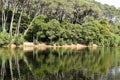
[16,9,23,35]
[2,9,6,32]
[9,8,15,36]
[15,56,21,79]
[9,57,13,80]
[24,11,40,36]
[1,0,6,32]
[24,18,35,36]
[1,60,6,80]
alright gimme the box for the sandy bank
[22,42,87,48]
[22,42,88,51]
[3,42,98,51]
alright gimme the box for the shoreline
[2,42,98,51]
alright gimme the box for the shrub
[0,32,11,46]
[66,40,72,45]
[33,39,39,45]
[14,34,24,45]
[58,38,65,46]
[48,42,55,46]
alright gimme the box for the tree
[0,0,9,32]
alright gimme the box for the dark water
[0,47,120,80]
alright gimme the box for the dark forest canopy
[0,0,120,46]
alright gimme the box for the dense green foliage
[13,34,24,45]
[0,0,120,46]
[0,32,11,46]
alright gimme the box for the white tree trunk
[16,9,23,35]
[1,0,6,32]
[9,57,13,80]
[9,8,15,36]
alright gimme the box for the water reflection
[0,47,119,80]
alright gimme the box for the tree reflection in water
[0,47,120,80]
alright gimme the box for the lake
[0,47,120,80]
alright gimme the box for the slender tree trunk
[24,1,41,36]
[2,9,4,31]
[2,11,8,32]
[1,5,6,32]
[24,17,35,36]
[9,8,15,36]
[16,56,21,79]
[24,12,38,36]
[16,9,23,35]
[9,57,13,80]
[41,6,45,14]
[24,57,32,71]
[1,60,6,80]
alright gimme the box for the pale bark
[1,0,6,32]
[24,12,40,36]
[24,1,41,36]
[9,57,13,80]
[1,60,6,80]
[9,8,15,36]
[24,18,35,36]
[24,57,32,71]
[16,9,23,35]
[15,56,21,79]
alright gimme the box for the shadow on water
[0,47,120,80]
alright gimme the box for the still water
[0,47,120,80]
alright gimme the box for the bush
[33,39,39,45]
[58,38,65,46]
[110,34,120,47]
[14,34,24,45]
[66,40,72,45]
[0,32,11,46]
[48,42,55,46]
